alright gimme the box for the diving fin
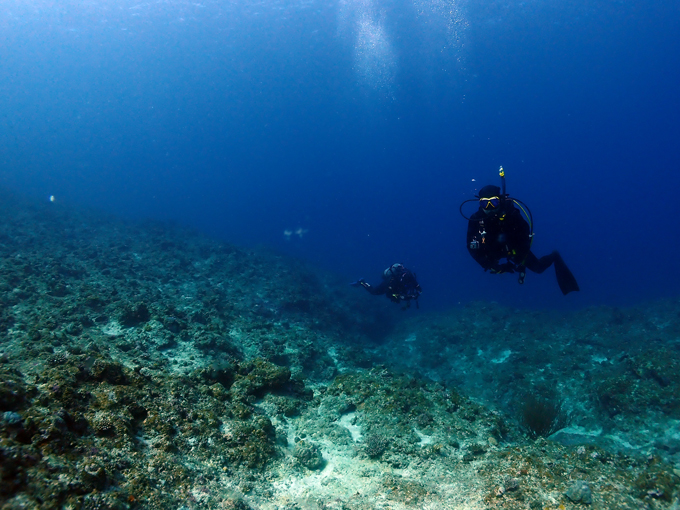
[554,254,579,295]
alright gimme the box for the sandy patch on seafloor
[219,409,490,510]
[265,447,488,510]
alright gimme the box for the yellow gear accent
[512,199,534,247]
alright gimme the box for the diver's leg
[522,251,579,294]
[523,251,557,274]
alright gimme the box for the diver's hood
[478,185,501,199]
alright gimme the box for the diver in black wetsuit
[462,169,579,295]
[350,263,422,308]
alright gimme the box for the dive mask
[480,196,500,210]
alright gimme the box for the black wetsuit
[466,201,579,294]
[360,270,422,305]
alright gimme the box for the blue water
[1,0,679,311]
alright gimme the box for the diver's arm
[360,279,389,296]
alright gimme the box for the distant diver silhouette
[350,263,422,308]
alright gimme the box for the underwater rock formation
[0,190,678,508]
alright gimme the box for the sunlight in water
[336,0,396,95]
[413,0,469,57]
[338,0,468,96]
[353,10,396,96]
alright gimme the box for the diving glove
[490,263,515,274]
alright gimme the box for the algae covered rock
[230,358,292,400]
[634,462,679,502]
[564,480,592,504]
[597,349,680,420]
[364,434,389,458]
[221,415,277,469]
[293,439,325,470]
[119,301,151,327]
[79,356,128,385]
[0,373,30,412]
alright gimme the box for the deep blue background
[1,0,679,310]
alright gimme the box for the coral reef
[0,189,678,508]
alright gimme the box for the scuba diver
[350,263,422,308]
[460,167,579,295]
